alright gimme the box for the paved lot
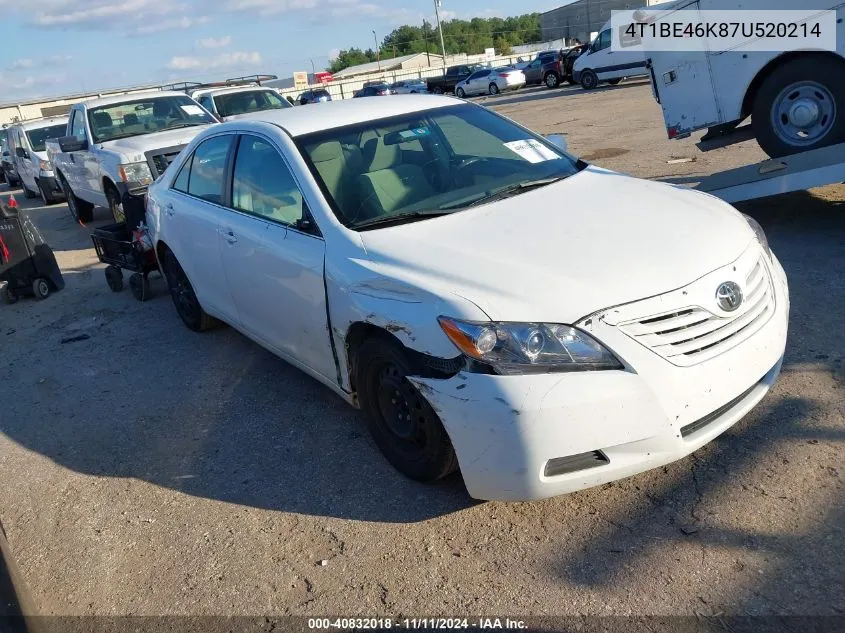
[1,81,843,618]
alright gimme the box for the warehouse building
[541,0,667,44]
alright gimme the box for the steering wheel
[452,156,489,187]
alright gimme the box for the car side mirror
[294,217,315,234]
[58,136,88,152]
[546,134,568,153]
[15,147,28,159]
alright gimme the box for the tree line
[329,14,542,73]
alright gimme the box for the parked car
[4,117,68,204]
[455,67,526,97]
[522,52,566,89]
[46,91,218,224]
[389,79,429,94]
[145,95,789,502]
[426,64,476,94]
[190,86,292,121]
[297,89,332,105]
[353,84,394,98]
[574,20,647,90]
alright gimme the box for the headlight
[118,162,153,187]
[438,317,623,375]
[38,159,51,171]
[742,213,771,259]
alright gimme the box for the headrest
[364,137,400,172]
[92,112,113,129]
[309,140,343,163]
[124,113,139,125]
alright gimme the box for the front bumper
[411,250,790,502]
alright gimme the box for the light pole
[373,30,381,71]
[433,0,447,69]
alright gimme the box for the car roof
[227,94,464,136]
[13,116,70,131]
[80,90,189,108]
[193,85,276,98]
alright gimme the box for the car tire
[580,69,599,90]
[544,72,560,89]
[105,185,126,224]
[355,336,459,483]
[32,278,50,300]
[488,83,500,95]
[162,249,219,332]
[752,56,845,158]
[432,86,443,95]
[105,266,124,292]
[37,180,56,206]
[60,175,94,224]
[455,87,465,99]
[1,284,18,305]
[23,185,37,199]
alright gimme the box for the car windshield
[25,124,67,152]
[214,89,292,117]
[297,103,580,230]
[87,96,216,143]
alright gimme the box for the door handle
[222,229,238,244]
[165,202,174,217]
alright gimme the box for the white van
[573,18,649,89]
[7,116,69,205]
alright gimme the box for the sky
[1,0,565,102]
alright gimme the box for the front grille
[619,255,775,366]
[145,145,186,179]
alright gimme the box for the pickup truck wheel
[580,69,599,90]
[23,185,37,200]
[455,87,465,99]
[60,175,94,224]
[544,72,560,89]
[106,186,126,224]
[752,56,845,158]
[432,86,443,95]
[162,250,219,332]
[355,337,459,483]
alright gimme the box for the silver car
[389,79,429,94]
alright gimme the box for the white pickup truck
[46,91,218,224]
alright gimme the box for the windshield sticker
[504,139,560,163]
[180,104,206,116]
[399,128,430,139]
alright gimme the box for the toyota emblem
[716,281,743,312]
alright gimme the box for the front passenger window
[231,135,305,226]
[187,135,232,204]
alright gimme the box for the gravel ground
[0,81,843,620]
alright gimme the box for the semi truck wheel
[752,56,845,158]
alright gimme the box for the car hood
[358,167,754,324]
[100,125,216,161]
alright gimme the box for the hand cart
[90,222,160,302]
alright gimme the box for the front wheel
[580,69,599,90]
[106,186,126,224]
[60,175,94,224]
[488,83,500,95]
[752,56,845,158]
[544,72,560,89]
[355,337,459,483]
[455,87,465,99]
[23,185,37,199]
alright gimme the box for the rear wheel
[32,278,50,300]
[580,69,599,90]
[60,175,94,224]
[355,337,458,483]
[488,83,500,95]
[455,87,465,99]
[752,56,845,158]
[162,249,218,332]
[544,72,560,89]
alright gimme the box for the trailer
[638,0,845,202]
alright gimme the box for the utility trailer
[638,0,845,202]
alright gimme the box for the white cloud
[7,55,71,71]
[197,35,232,49]
[134,16,210,35]
[225,0,380,19]
[166,51,262,71]
[28,0,210,36]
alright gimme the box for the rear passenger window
[187,135,232,204]
[231,135,304,226]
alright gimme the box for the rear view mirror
[546,134,568,153]
[58,136,88,153]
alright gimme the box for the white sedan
[455,67,526,97]
[145,95,789,502]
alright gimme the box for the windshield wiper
[164,122,206,130]
[354,209,454,231]
[438,176,567,211]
